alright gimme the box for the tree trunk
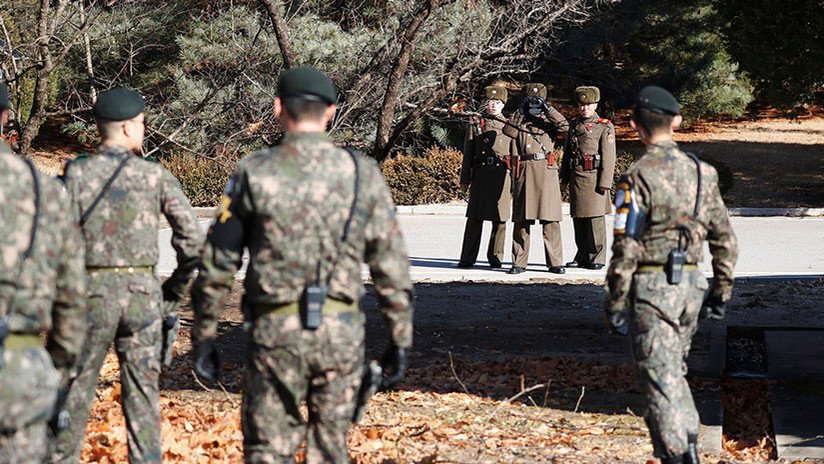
[373,0,441,160]
[259,0,296,69]
[18,0,54,155]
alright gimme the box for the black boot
[661,454,684,464]
[684,434,700,464]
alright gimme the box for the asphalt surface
[157,209,824,281]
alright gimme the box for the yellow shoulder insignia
[597,118,612,125]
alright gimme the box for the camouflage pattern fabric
[192,131,414,463]
[0,147,87,463]
[606,140,738,458]
[243,312,364,464]
[54,144,201,464]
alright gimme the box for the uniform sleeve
[598,123,617,190]
[459,121,477,185]
[159,169,203,304]
[546,106,569,133]
[190,170,251,343]
[704,167,738,302]
[46,190,87,370]
[363,166,414,348]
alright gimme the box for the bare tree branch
[259,0,296,68]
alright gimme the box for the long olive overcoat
[460,117,513,221]
[560,113,616,217]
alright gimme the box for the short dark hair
[282,97,330,122]
[632,107,674,135]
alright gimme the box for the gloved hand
[379,344,408,390]
[193,340,220,385]
[607,311,628,335]
[160,311,180,367]
[700,292,726,320]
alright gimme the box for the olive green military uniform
[0,139,87,464]
[504,84,569,270]
[191,68,413,464]
[54,89,202,464]
[560,86,616,268]
[458,85,513,267]
[606,87,738,463]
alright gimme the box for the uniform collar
[280,131,331,145]
[98,144,134,158]
[581,113,599,123]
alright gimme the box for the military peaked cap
[635,85,680,115]
[523,83,547,99]
[94,87,145,121]
[574,86,600,104]
[278,66,337,104]
[484,85,507,103]
[0,80,10,111]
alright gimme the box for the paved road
[158,211,824,281]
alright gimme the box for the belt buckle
[486,156,495,165]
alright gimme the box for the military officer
[457,84,513,269]
[504,83,569,274]
[190,67,414,464]
[54,87,202,463]
[605,86,738,464]
[0,81,87,463]
[560,86,616,270]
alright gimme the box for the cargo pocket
[0,348,60,432]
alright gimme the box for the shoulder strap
[80,155,131,227]
[685,152,702,218]
[321,147,361,288]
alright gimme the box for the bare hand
[596,187,608,194]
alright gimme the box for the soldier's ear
[323,104,337,126]
[671,114,683,130]
[273,97,283,119]
[0,109,8,126]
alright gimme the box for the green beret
[94,87,145,121]
[277,66,337,104]
[524,83,547,100]
[484,85,507,103]
[0,80,10,111]
[574,86,600,104]
[635,85,680,115]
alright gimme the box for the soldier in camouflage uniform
[504,83,569,274]
[605,86,738,464]
[0,81,87,463]
[560,86,616,270]
[191,67,414,464]
[457,85,513,269]
[54,88,202,463]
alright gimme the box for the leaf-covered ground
[76,278,822,463]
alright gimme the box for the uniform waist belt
[636,264,698,273]
[520,153,547,161]
[477,156,506,165]
[3,334,42,350]
[254,299,359,317]
[86,265,154,274]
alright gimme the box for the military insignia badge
[608,134,615,143]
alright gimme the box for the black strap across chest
[80,155,131,227]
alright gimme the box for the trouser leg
[116,317,163,464]
[487,221,506,263]
[54,291,119,464]
[0,421,49,464]
[573,216,607,265]
[305,314,365,464]
[631,273,704,458]
[540,221,563,268]
[511,221,532,268]
[243,315,307,464]
[459,218,484,265]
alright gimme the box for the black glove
[700,292,726,321]
[160,312,180,367]
[607,311,628,335]
[379,344,408,390]
[193,340,220,385]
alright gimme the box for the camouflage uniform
[0,140,87,463]
[191,132,413,464]
[54,145,201,463]
[605,140,738,459]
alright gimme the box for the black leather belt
[478,156,504,166]
[520,153,547,161]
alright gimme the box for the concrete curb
[395,204,824,217]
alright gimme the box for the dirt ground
[81,277,824,463]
